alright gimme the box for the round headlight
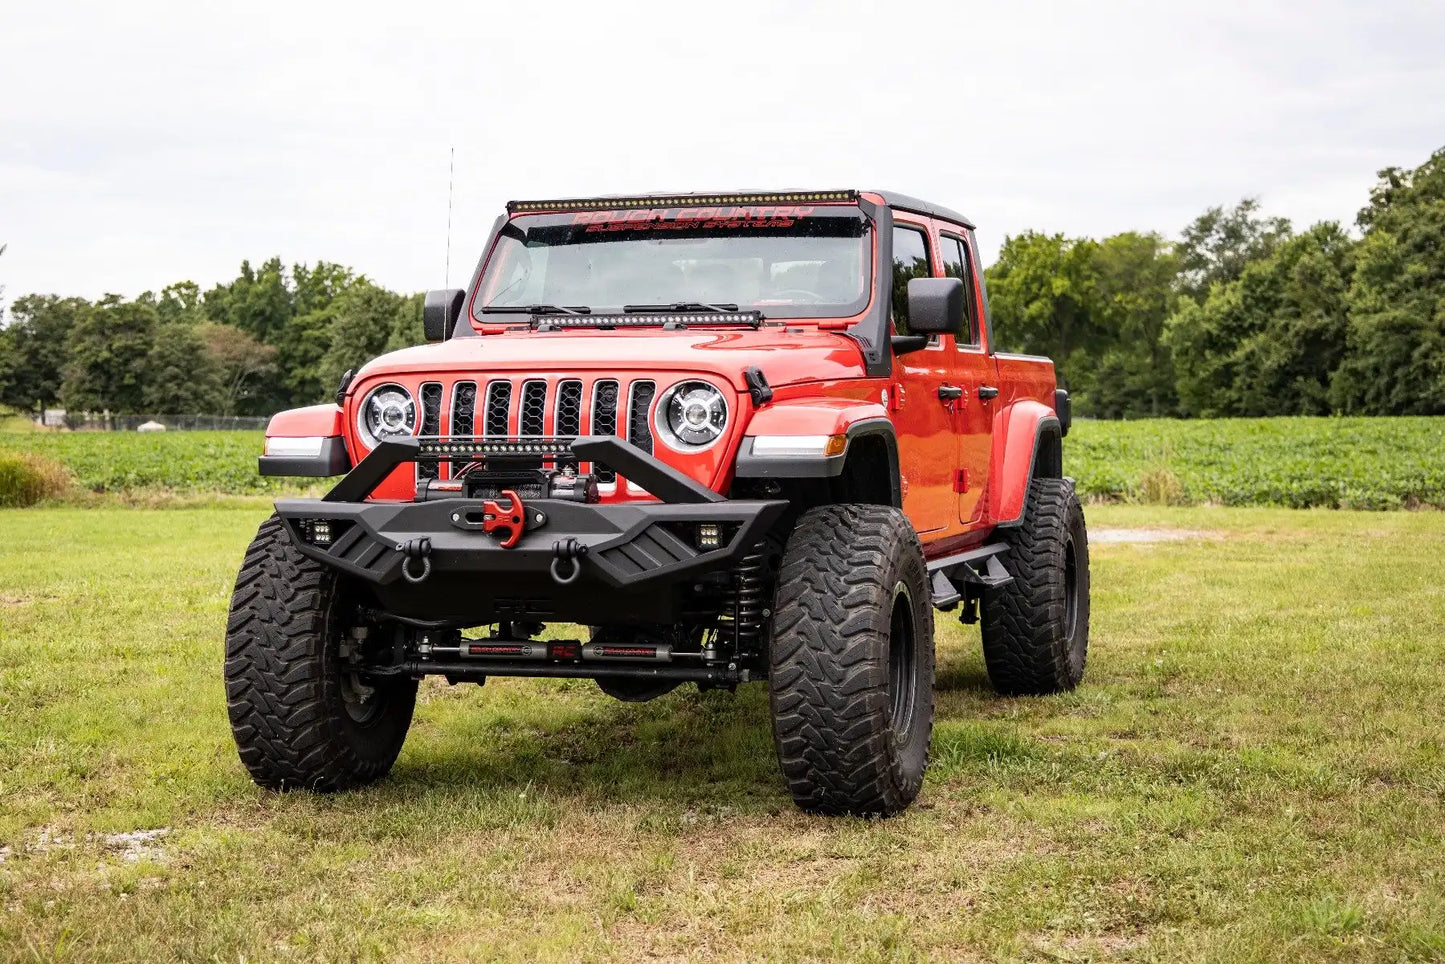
[656,380,728,450]
[357,384,417,448]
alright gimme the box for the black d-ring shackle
[550,538,588,586]
[399,537,433,584]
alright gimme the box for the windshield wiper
[480,304,592,315]
[623,302,744,314]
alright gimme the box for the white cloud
[2,0,1443,300]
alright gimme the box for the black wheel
[768,504,935,817]
[981,478,1090,695]
[225,515,417,791]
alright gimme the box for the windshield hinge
[743,367,773,407]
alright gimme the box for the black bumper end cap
[258,437,352,478]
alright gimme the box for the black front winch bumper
[273,435,786,626]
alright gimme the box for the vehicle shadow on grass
[387,681,790,811]
[378,649,998,812]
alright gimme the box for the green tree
[1177,199,1292,303]
[157,281,204,324]
[1166,223,1355,416]
[1330,148,1445,414]
[318,282,423,392]
[142,322,225,413]
[1088,232,1180,417]
[198,322,279,416]
[274,261,356,405]
[0,294,89,414]
[205,257,293,344]
[984,232,1103,393]
[59,297,157,413]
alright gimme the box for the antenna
[445,147,455,287]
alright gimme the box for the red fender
[265,404,344,439]
[743,397,890,437]
[987,399,1062,526]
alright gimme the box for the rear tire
[225,515,417,791]
[981,478,1090,695]
[768,504,934,816]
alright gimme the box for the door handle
[978,385,1000,401]
[937,385,964,401]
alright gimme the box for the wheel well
[1034,423,1063,479]
[830,433,899,508]
[729,430,901,534]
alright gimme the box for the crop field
[0,431,294,496]
[2,415,1444,509]
[2,504,1444,961]
[1067,416,1445,510]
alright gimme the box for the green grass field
[2,504,1443,961]
[3,416,1442,509]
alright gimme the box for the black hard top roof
[504,189,974,230]
[871,191,975,230]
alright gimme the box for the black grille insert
[556,380,583,437]
[592,380,620,482]
[418,382,443,480]
[520,380,547,437]
[628,381,656,456]
[451,381,476,437]
[484,381,512,437]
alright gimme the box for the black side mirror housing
[423,288,466,342]
[905,277,965,336]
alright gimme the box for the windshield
[475,205,872,320]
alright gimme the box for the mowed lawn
[1,505,1443,962]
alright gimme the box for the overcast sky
[3,0,1443,303]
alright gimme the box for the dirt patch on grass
[6,826,170,863]
[1089,528,1213,544]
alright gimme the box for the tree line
[1,146,1440,419]
[0,262,421,418]
[985,146,1444,417]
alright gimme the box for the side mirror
[423,288,466,342]
[906,277,965,336]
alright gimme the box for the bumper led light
[264,436,328,458]
[696,523,722,551]
[748,435,847,458]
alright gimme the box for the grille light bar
[508,191,859,213]
[416,437,577,459]
[535,312,762,329]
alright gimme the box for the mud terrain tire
[768,504,935,816]
[981,478,1090,695]
[225,515,416,791]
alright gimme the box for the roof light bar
[534,311,763,330]
[507,191,859,213]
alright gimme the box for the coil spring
[731,545,768,661]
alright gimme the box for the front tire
[768,504,935,816]
[981,478,1090,695]
[225,515,417,791]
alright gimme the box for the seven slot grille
[416,376,658,484]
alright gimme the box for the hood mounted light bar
[533,311,763,331]
[507,191,859,214]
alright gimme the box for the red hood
[355,327,867,390]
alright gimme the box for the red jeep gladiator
[227,190,1089,816]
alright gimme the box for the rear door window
[890,225,933,334]
[940,234,980,346]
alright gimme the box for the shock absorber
[731,544,768,663]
